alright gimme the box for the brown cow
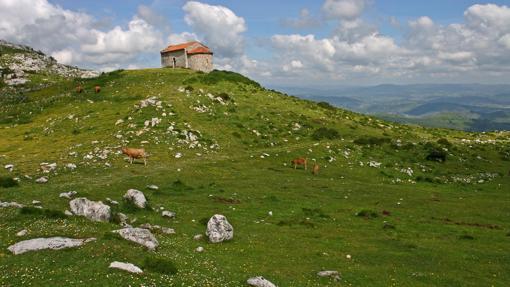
[76,85,83,93]
[122,147,147,166]
[95,85,101,93]
[291,157,307,170]
[312,163,320,175]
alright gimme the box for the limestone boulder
[247,276,277,287]
[109,261,143,274]
[69,198,111,222]
[123,189,147,208]
[7,237,95,255]
[206,214,233,243]
[113,228,158,250]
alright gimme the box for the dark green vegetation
[1,68,509,286]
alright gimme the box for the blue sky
[2,0,510,85]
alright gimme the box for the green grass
[0,68,509,286]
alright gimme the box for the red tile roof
[187,46,213,55]
[160,41,212,54]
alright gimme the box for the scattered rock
[40,162,57,173]
[4,164,14,172]
[64,210,73,216]
[162,210,176,219]
[60,191,77,199]
[146,184,159,190]
[69,198,111,222]
[66,163,77,170]
[161,227,175,234]
[196,246,204,253]
[109,261,143,274]
[247,276,277,287]
[123,189,147,208]
[206,214,234,243]
[317,270,341,281]
[113,228,158,250]
[35,176,48,184]
[7,237,96,255]
[16,229,28,237]
[106,198,119,205]
[193,234,204,241]
[32,200,41,205]
[0,201,24,208]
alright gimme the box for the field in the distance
[1,68,509,286]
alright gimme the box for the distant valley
[274,84,510,132]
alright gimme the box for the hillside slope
[1,68,509,286]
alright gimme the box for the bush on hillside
[143,257,178,275]
[353,136,391,146]
[317,101,336,110]
[0,176,18,188]
[426,148,447,162]
[311,127,340,140]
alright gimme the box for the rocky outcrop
[113,228,158,250]
[123,189,147,208]
[69,198,111,222]
[206,214,234,243]
[7,237,96,255]
[317,270,341,281]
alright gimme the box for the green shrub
[0,176,19,188]
[218,92,231,101]
[437,138,451,146]
[354,136,391,146]
[426,148,447,162]
[143,257,178,275]
[19,207,67,219]
[355,209,379,219]
[184,85,194,92]
[317,101,335,110]
[184,70,261,87]
[312,127,340,140]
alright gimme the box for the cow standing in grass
[122,147,147,166]
[76,85,83,93]
[291,158,307,170]
[95,85,101,93]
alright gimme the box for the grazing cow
[312,163,320,175]
[291,157,307,170]
[76,85,83,93]
[122,147,147,166]
[95,85,101,93]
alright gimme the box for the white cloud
[182,1,246,58]
[0,0,164,69]
[322,0,369,20]
[167,32,199,44]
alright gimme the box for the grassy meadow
[0,68,509,286]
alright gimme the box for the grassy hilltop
[0,67,509,286]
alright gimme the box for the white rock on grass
[0,201,24,208]
[109,261,143,274]
[64,210,73,216]
[317,270,341,281]
[162,210,176,219]
[113,228,158,250]
[123,189,147,208]
[60,191,77,199]
[69,198,111,222]
[196,246,204,253]
[16,229,28,237]
[247,276,277,287]
[193,234,204,241]
[35,176,48,184]
[161,227,175,234]
[4,164,14,172]
[7,237,96,255]
[66,163,77,170]
[146,185,159,190]
[206,214,234,243]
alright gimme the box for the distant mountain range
[272,84,510,132]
